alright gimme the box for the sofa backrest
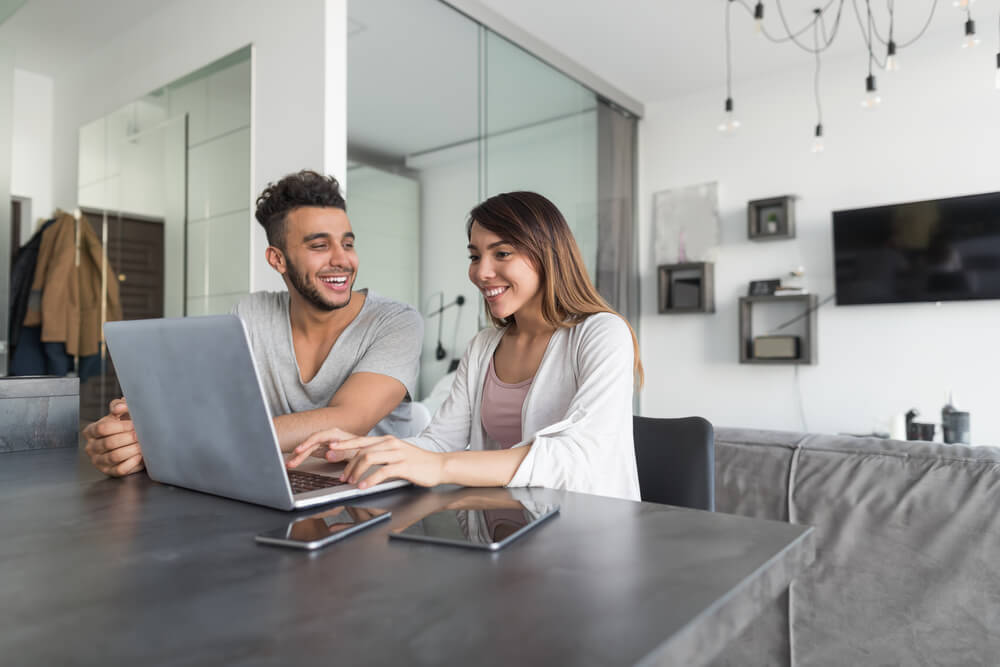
[710,427,1000,666]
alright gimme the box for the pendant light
[719,0,741,133]
[811,12,825,152]
[886,2,899,71]
[861,1,881,108]
[963,12,980,48]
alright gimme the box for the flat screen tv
[833,191,1000,305]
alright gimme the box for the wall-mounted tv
[833,191,1000,306]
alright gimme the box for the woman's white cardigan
[409,312,640,501]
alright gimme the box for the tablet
[390,501,559,551]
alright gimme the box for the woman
[288,191,643,500]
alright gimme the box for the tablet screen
[391,501,560,550]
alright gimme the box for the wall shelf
[739,293,817,364]
[658,262,715,314]
[748,195,796,241]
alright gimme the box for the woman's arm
[298,430,531,489]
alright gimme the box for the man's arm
[273,371,407,452]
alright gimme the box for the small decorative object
[738,293,818,364]
[748,279,780,296]
[748,195,796,240]
[752,335,800,359]
[941,391,971,444]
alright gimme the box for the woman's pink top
[480,357,533,449]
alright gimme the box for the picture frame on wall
[748,279,780,296]
[748,195,796,241]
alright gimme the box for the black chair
[633,415,715,511]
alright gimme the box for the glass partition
[347,0,633,401]
[73,48,249,421]
[0,43,12,376]
[482,28,599,280]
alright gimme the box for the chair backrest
[633,415,715,511]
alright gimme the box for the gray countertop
[0,448,812,666]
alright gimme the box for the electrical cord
[850,0,939,50]
[734,0,845,53]
[771,293,837,332]
[814,14,823,129]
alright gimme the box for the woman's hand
[293,427,447,489]
[286,428,361,469]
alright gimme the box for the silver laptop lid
[104,315,296,510]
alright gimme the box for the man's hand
[82,398,145,477]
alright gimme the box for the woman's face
[467,221,542,321]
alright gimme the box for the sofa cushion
[712,427,1000,666]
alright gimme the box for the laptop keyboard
[287,469,349,494]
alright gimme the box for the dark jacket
[8,218,55,349]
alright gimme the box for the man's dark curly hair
[255,170,346,250]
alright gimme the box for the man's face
[277,206,358,312]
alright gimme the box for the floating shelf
[748,195,796,241]
[658,262,715,314]
[739,293,817,364]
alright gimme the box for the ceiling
[0,0,166,76]
[477,0,1000,103]
[4,0,996,161]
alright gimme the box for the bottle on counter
[941,391,971,445]
[941,391,956,425]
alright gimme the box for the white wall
[11,68,53,241]
[413,142,481,399]
[638,32,1000,445]
[347,165,421,308]
[50,0,346,297]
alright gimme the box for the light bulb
[753,2,764,33]
[718,97,741,133]
[811,124,824,153]
[860,74,881,109]
[962,19,979,48]
[886,41,899,72]
[953,0,975,8]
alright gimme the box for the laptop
[103,315,410,510]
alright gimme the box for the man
[83,170,423,477]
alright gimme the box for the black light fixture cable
[849,0,939,50]
[964,7,978,48]
[739,0,846,52]
[720,0,740,131]
[886,0,898,70]
[813,11,824,149]
[862,0,880,103]
[772,0,841,50]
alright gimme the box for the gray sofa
[708,427,1000,666]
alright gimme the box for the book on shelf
[773,285,806,295]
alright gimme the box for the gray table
[0,448,813,666]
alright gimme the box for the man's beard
[285,257,353,312]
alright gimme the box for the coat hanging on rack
[8,217,57,351]
[22,210,123,357]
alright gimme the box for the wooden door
[79,211,165,422]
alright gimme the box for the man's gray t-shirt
[233,289,423,435]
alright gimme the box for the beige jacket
[23,212,122,357]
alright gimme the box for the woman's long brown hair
[468,191,643,387]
